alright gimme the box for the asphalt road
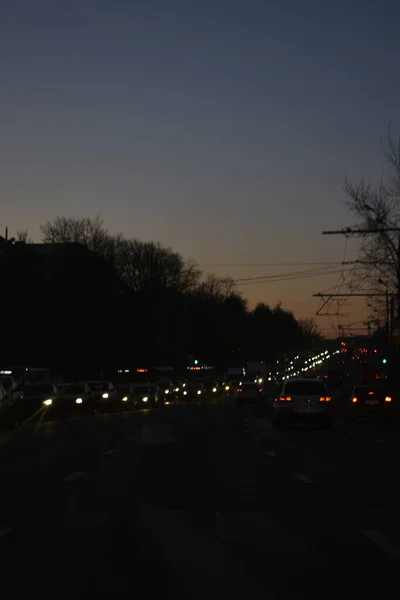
[0,396,400,599]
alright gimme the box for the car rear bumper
[274,405,333,419]
[348,404,395,418]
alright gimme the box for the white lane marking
[362,530,400,559]
[0,526,11,537]
[64,471,83,483]
[376,438,387,444]
[294,473,314,484]
[104,449,116,455]
[266,451,276,457]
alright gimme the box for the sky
[1,0,400,336]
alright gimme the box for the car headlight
[165,389,169,394]
[213,387,217,392]
[122,396,128,402]
[225,385,230,391]
[142,397,148,402]
[43,399,53,406]
[175,388,179,392]
[183,391,187,395]
[102,392,109,399]
[76,398,83,404]
[197,390,201,395]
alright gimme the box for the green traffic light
[382,359,387,364]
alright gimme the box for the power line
[236,269,353,286]
[198,261,343,267]
[234,265,347,283]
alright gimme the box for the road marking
[104,449,116,455]
[0,526,11,537]
[266,451,276,457]
[376,438,387,444]
[362,530,400,559]
[64,471,83,483]
[253,437,260,442]
[294,473,314,484]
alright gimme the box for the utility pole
[319,226,400,370]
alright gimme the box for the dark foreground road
[0,403,400,599]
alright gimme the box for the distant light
[383,359,387,364]
[194,359,198,365]
[75,398,83,404]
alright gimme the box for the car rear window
[242,383,260,390]
[284,381,326,395]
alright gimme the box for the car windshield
[63,384,85,394]
[0,377,13,390]
[87,382,109,391]
[24,384,54,395]
[284,381,326,395]
[131,386,152,394]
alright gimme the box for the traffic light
[382,358,387,364]
[194,359,198,365]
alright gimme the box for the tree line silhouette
[1,216,322,378]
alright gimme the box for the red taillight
[259,388,263,393]
[237,388,242,392]
[319,396,332,402]
[279,395,292,402]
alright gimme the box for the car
[56,382,94,415]
[0,376,23,402]
[202,380,223,398]
[128,383,162,409]
[236,382,265,406]
[182,382,206,401]
[273,378,333,429]
[348,385,394,419]
[171,380,185,401]
[157,381,174,402]
[19,382,59,420]
[85,380,118,412]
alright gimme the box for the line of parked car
[0,376,234,429]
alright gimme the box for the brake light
[368,391,374,395]
[352,397,358,403]
[259,388,263,393]
[237,388,242,393]
[385,396,392,403]
[279,395,292,402]
[319,396,332,402]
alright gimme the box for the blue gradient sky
[1,0,399,333]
